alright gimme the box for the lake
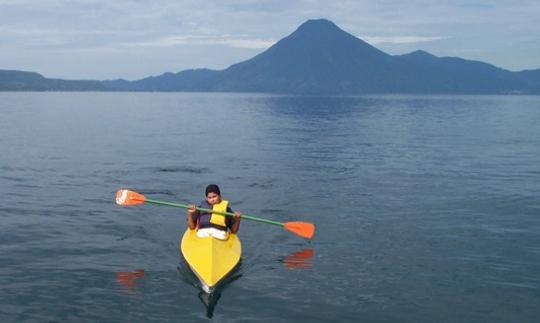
[1,92,539,322]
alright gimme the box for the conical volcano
[211,19,398,93]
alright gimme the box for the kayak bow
[180,229,241,293]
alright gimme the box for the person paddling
[187,184,241,240]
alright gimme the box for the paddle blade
[284,222,315,239]
[115,189,146,206]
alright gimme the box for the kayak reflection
[198,289,221,318]
[283,248,314,269]
[178,260,242,318]
[198,271,242,318]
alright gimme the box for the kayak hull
[180,229,241,293]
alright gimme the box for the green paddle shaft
[144,198,284,227]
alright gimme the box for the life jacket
[197,199,229,230]
[210,200,228,227]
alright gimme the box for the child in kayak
[187,184,241,240]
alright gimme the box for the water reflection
[177,261,243,318]
[283,248,314,270]
[116,269,145,296]
[197,290,221,318]
[258,95,376,120]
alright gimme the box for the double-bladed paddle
[115,189,315,239]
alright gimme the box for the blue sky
[1,0,539,80]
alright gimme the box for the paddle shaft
[144,198,284,227]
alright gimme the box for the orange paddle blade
[283,221,315,239]
[115,189,146,206]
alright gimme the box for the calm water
[1,92,539,322]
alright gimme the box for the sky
[1,0,539,80]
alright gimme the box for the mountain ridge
[2,19,539,94]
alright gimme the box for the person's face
[206,192,221,205]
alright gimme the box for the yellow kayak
[180,229,241,293]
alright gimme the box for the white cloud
[124,35,275,49]
[362,35,448,45]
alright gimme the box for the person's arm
[230,211,241,233]
[187,204,197,230]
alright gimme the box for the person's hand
[187,204,196,214]
[233,211,241,220]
